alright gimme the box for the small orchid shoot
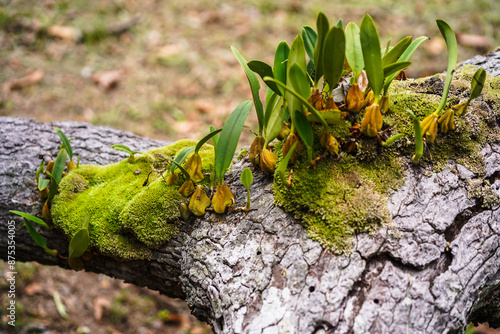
[240,168,253,212]
[111,144,154,163]
[213,100,252,213]
[453,67,486,116]
[407,110,424,163]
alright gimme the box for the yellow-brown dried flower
[438,109,455,134]
[346,83,366,112]
[67,160,76,172]
[259,148,278,173]
[282,134,303,164]
[249,136,265,165]
[189,185,211,216]
[212,183,235,214]
[360,103,382,137]
[320,132,340,156]
[178,180,195,197]
[183,153,204,183]
[166,172,179,186]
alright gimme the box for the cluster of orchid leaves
[232,13,487,176]
[11,128,90,270]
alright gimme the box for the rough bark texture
[1,51,500,333]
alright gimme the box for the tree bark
[1,51,500,333]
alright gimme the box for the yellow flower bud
[46,160,54,173]
[178,180,195,197]
[249,136,265,165]
[438,109,455,134]
[39,187,49,199]
[183,153,204,183]
[325,96,339,111]
[346,83,366,112]
[320,132,340,156]
[67,160,76,172]
[308,88,325,111]
[452,101,469,117]
[179,202,190,220]
[277,124,291,141]
[212,183,235,214]
[364,90,374,105]
[420,112,439,144]
[379,95,390,114]
[282,134,303,164]
[166,172,179,186]
[259,148,278,173]
[189,185,211,216]
[360,103,383,137]
[42,201,51,221]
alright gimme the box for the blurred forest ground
[1,0,500,333]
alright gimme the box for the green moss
[274,64,500,253]
[51,140,214,260]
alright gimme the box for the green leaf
[276,142,297,186]
[313,12,330,85]
[381,133,404,147]
[171,147,195,173]
[323,26,346,92]
[302,26,317,62]
[10,210,50,229]
[345,22,364,78]
[195,128,222,154]
[383,61,412,78]
[111,144,134,157]
[36,160,44,184]
[469,67,486,101]
[264,77,331,128]
[23,218,48,249]
[52,147,67,184]
[210,125,219,150]
[382,36,412,67]
[286,34,307,120]
[38,178,50,191]
[294,111,314,150]
[54,127,73,160]
[383,36,429,93]
[156,154,189,179]
[289,63,311,99]
[215,100,252,183]
[436,19,458,113]
[274,41,290,95]
[231,46,264,134]
[336,19,343,28]
[240,167,253,190]
[68,228,90,260]
[248,60,281,96]
[360,14,384,100]
[264,90,279,130]
[264,96,285,147]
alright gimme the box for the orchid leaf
[345,22,364,78]
[436,19,458,113]
[248,60,281,96]
[313,12,329,85]
[382,36,412,67]
[23,218,56,255]
[52,147,67,184]
[384,36,429,93]
[54,127,73,160]
[277,142,297,186]
[469,67,486,101]
[289,63,311,99]
[10,210,50,229]
[68,228,89,260]
[383,61,412,79]
[215,100,252,183]
[274,41,290,95]
[360,14,383,100]
[231,47,264,134]
[264,96,285,147]
[209,125,219,150]
[195,128,222,154]
[323,26,346,93]
[302,25,317,62]
[171,146,195,172]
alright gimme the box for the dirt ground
[1,0,500,333]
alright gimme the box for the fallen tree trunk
[1,51,500,333]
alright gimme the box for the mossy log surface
[1,50,500,333]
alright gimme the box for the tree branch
[1,50,500,333]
